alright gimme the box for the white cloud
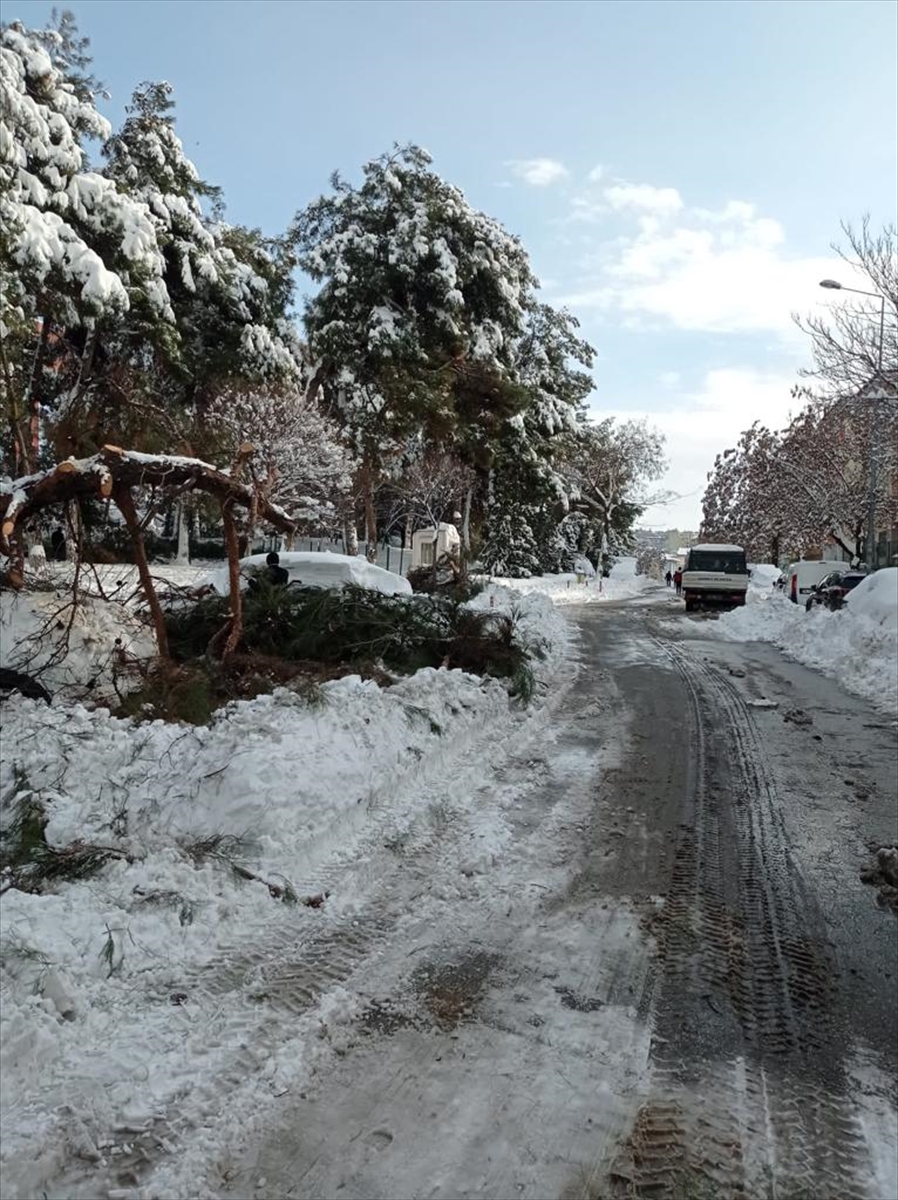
[587,164,604,183]
[600,367,801,530]
[506,158,569,187]
[605,183,684,215]
[559,191,869,340]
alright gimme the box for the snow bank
[0,587,155,701]
[848,567,898,631]
[466,583,571,674]
[748,562,781,591]
[716,581,897,715]
[482,559,652,607]
[0,586,572,1199]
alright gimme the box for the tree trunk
[65,500,83,562]
[113,484,169,660]
[462,486,473,549]
[175,500,190,564]
[221,500,243,660]
[344,519,359,556]
[362,463,377,547]
[22,316,51,476]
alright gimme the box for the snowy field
[716,567,898,716]
[0,583,574,1199]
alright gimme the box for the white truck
[681,543,749,612]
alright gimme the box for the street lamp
[818,278,889,569]
[818,279,885,373]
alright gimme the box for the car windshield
[842,574,865,590]
[686,550,747,573]
[819,572,842,588]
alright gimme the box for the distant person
[265,550,290,586]
[674,568,683,596]
[665,569,673,588]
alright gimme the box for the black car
[805,570,867,612]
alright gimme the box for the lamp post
[819,279,888,569]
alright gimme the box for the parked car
[805,570,867,612]
[786,559,849,604]
[198,551,412,598]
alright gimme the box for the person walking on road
[674,568,683,596]
[665,569,673,587]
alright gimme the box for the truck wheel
[684,598,694,613]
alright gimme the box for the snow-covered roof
[690,543,745,552]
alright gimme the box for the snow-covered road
[198,600,897,1200]
[4,590,896,1200]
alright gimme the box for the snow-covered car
[199,551,412,597]
[845,567,898,629]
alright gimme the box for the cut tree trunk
[221,500,243,660]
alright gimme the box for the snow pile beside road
[717,584,897,715]
[748,562,781,592]
[849,568,898,631]
[0,584,574,1198]
[466,583,572,673]
[0,587,154,702]
[485,559,652,608]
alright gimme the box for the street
[199,597,897,1199]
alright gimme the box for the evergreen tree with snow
[0,14,169,471]
[293,144,537,542]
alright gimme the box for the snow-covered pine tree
[294,144,537,541]
[1,15,170,472]
[99,79,303,440]
[479,303,598,574]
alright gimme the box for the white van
[785,559,848,604]
[681,544,749,611]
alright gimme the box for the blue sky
[11,0,898,528]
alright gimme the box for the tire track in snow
[608,634,874,1200]
[49,655,579,1199]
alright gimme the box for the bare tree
[794,218,898,396]
[385,448,475,542]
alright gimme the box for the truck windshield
[686,550,747,574]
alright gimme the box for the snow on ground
[716,569,898,716]
[0,562,212,702]
[0,587,155,701]
[0,585,575,1200]
[485,556,654,607]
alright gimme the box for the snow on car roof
[690,543,745,552]
[200,551,412,597]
